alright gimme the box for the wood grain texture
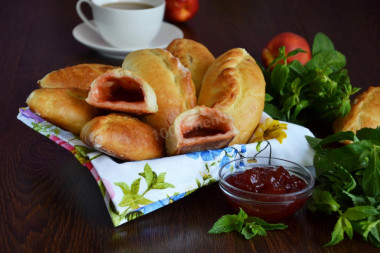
[1,0,379,252]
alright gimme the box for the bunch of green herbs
[263,32,360,124]
[306,127,380,247]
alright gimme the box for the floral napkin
[17,107,315,226]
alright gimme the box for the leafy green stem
[208,208,287,239]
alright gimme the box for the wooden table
[1,0,379,252]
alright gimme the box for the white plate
[72,21,184,59]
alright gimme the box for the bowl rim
[218,156,315,199]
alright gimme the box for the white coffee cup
[76,0,165,48]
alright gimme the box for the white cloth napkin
[17,108,315,226]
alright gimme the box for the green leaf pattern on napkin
[196,163,217,188]
[31,121,60,136]
[111,164,175,225]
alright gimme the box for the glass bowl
[219,156,315,221]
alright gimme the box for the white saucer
[72,21,184,59]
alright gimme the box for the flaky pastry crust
[167,38,215,97]
[38,63,117,90]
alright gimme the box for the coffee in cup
[76,0,165,48]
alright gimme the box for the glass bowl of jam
[219,156,315,221]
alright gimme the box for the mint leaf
[245,216,288,230]
[293,99,309,118]
[287,48,307,57]
[317,131,357,146]
[361,219,380,241]
[282,94,297,119]
[315,143,367,174]
[306,51,346,74]
[339,97,351,117]
[366,221,380,246]
[253,225,267,236]
[271,64,289,95]
[343,206,380,221]
[241,224,267,239]
[343,191,368,206]
[265,93,273,102]
[318,163,356,194]
[356,127,380,143]
[362,148,380,198]
[208,214,243,234]
[312,32,335,55]
[240,226,255,239]
[305,135,322,149]
[344,218,354,240]
[308,188,340,214]
[325,217,345,247]
[237,208,248,220]
[288,60,306,76]
[264,103,284,120]
[325,216,353,247]
[369,232,380,247]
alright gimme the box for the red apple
[262,32,311,68]
[165,0,199,23]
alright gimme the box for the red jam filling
[226,166,307,194]
[108,84,144,102]
[183,128,224,139]
[98,77,145,102]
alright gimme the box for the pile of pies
[26,39,266,161]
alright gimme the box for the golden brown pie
[198,48,266,145]
[26,88,104,135]
[80,113,164,161]
[122,48,197,138]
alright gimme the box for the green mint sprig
[306,127,380,247]
[208,208,288,239]
[262,32,360,124]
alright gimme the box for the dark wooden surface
[1,0,379,252]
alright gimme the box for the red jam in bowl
[225,166,307,194]
[219,158,314,221]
